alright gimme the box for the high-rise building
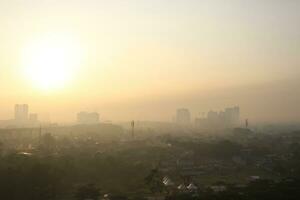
[14,104,29,123]
[77,112,100,124]
[195,106,240,128]
[207,110,218,121]
[224,106,240,125]
[176,108,191,124]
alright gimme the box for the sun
[21,34,82,91]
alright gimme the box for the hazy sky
[0,0,299,123]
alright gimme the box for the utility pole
[39,125,42,146]
[131,120,135,139]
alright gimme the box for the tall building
[207,110,218,121]
[224,106,240,125]
[176,108,191,124]
[77,112,100,124]
[195,106,240,129]
[14,104,29,123]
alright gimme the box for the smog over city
[0,1,300,200]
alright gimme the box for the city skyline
[1,104,242,125]
[0,1,300,199]
[0,0,299,123]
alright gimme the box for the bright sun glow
[21,34,82,91]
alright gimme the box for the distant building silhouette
[224,106,240,125]
[195,106,240,128]
[176,108,191,124]
[77,112,100,124]
[0,104,40,128]
[207,110,219,121]
[15,104,29,123]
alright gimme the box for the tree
[41,133,57,154]
[145,168,164,197]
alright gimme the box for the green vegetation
[0,129,300,199]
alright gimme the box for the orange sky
[0,0,299,123]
